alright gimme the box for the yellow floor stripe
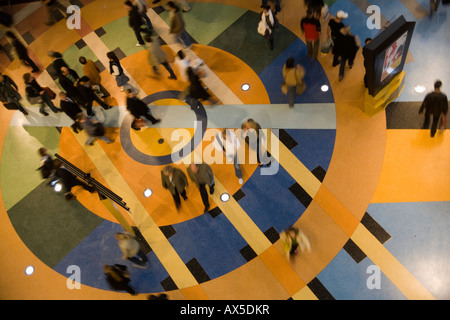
[351,223,435,300]
[72,130,198,289]
[291,286,319,300]
[270,131,321,197]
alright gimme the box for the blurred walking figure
[186,67,218,109]
[59,92,83,133]
[258,5,278,50]
[161,165,189,210]
[52,158,95,200]
[76,76,111,116]
[75,112,114,146]
[430,0,441,15]
[103,264,137,295]
[419,80,448,137]
[115,232,149,267]
[214,129,244,185]
[42,0,67,26]
[167,1,192,48]
[0,73,28,115]
[125,89,160,131]
[124,0,150,47]
[282,57,306,108]
[280,226,311,260]
[5,31,39,73]
[187,163,215,213]
[79,56,110,98]
[132,0,153,31]
[300,8,321,61]
[107,51,138,93]
[242,118,270,167]
[144,34,177,80]
[332,26,359,81]
[24,73,60,116]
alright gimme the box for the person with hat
[328,10,347,66]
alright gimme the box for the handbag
[439,114,447,131]
[43,87,56,99]
[116,73,130,87]
[257,19,266,36]
[132,117,146,129]
[28,95,43,105]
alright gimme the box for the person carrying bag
[281,57,306,108]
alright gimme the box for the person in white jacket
[214,129,244,184]
[115,232,148,267]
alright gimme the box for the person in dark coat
[59,66,81,103]
[186,163,215,213]
[53,158,95,200]
[103,264,137,295]
[161,165,189,210]
[5,31,39,73]
[59,91,83,133]
[333,26,359,81]
[126,89,160,130]
[419,80,449,137]
[47,51,69,79]
[124,0,150,47]
[186,67,218,109]
[23,73,60,116]
[0,74,28,115]
[76,76,111,116]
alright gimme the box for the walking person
[5,31,39,73]
[103,264,137,295]
[430,0,441,15]
[76,76,111,116]
[75,112,115,146]
[241,118,270,167]
[280,226,311,261]
[59,92,83,133]
[262,0,281,15]
[282,57,306,108]
[37,147,55,181]
[59,66,81,103]
[47,51,69,79]
[167,1,192,48]
[214,129,244,185]
[107,51,138,93]
[328,10,347,67]
[186,67,218,109]
[52,158,95,200]
[132,0,153,31]
[161,165,189,210]
[125,88,160,131]
[144,34,177,80]
[333,26,359,81]
[115,232,149,267]
[79,56,110,98]
[124,0,150,47]
[419,80,448,137]
[0,74,28,115]
[42,0,67,26]
[258,5,278,50]
[300,8,321,61]
[24,73,60,116]
[186,163,215,213]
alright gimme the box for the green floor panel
[1,126,60,211]
[208,10,299,74]
[7,181,104,268]
[158,2,247,46]
[100,15,147,58]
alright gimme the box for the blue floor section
[259,39,335,104]
[367,201,450,300]
[317,248,407,300]
[167,212,249,280]
[285,129,336,172]
[239,161,306,235]
[53,220,169,294]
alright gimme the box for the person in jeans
[24,73,60,116]
[0,74,28,115]
[419,80,448,137]
[168,1,192,48]
[300,8,321,61]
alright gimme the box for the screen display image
[380,31,408,82]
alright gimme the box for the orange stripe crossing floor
[0,0,449,301]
